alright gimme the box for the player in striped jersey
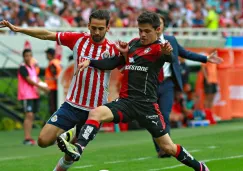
[0,9,122,171]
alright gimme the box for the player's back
[119,38,166,102]
[56,32,119,110]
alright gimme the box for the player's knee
[89,108,103,121]
[25,112,34,120]
[37,135,53,148]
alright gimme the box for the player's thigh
[46,102,80,135]
[39,123,65,142]
[89,105,117,122]
[103,99,132,123]
[137,102,167,138]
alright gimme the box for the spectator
[205,6,219,30]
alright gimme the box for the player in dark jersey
[57,11,210,171]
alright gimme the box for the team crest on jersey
[144,47,151,54]
[101,51,110,59]
[129,57,134,63]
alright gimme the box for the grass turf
[0,121,243,171]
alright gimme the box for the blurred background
[0,0,243,132]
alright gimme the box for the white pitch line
[132,157,153,161]
[104,160,125,164]
[0,156,28,161]
[148,154,243,171]
[73,165,94,169]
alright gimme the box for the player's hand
[0,20,19,32]
[40,86,50,93]
[116,40,128,55]
[74,59,90,76]
[207,51,223,64]
[161,40,173,55]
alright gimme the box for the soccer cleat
[200,162,210,171]
[60,126,77,143]
[57,136,80,161]
[23,139,36,145]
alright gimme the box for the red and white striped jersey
[56,32,119,111]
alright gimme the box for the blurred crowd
[169,57,218,128]
[0,0,242,29]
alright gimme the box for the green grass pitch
[0,121,243,171]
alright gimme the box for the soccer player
[153,14,223,158]
[57,11,210,171]
[0,9,121,171]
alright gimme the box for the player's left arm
[90,55,126,70]
[74,55,126,75]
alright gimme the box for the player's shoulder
[106,39,116,46]
[164,35,176,42]
[60,31,89,38]
[106,39,119,50]
[129,38,140,44]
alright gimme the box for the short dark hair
[137,11,160,29]
[45,48,55,56]
[89,9,110,26]
[158,14,166,27]
[22,49,32,57]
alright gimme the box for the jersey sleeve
[56,32,85,50]
[19,66,29,78]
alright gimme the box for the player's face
[138,23,160,45]
[23,52,32,65]
[88,18,110,43]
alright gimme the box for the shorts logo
[146,115,158,119]
[152,120,159,126]
[27,106,32,111]
[51,115,58,122]
[101,51,110,59]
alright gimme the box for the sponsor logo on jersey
[125,65,148,72]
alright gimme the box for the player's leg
[154,134,209,171]
[23,99,35,145]
[145,103,209,171]
[154,81,174,157]
[57,105,112,161]
[38,102,77,148]
[54,109,90,170]
[57,99,130,161]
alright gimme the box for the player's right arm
[0,20,56,41]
